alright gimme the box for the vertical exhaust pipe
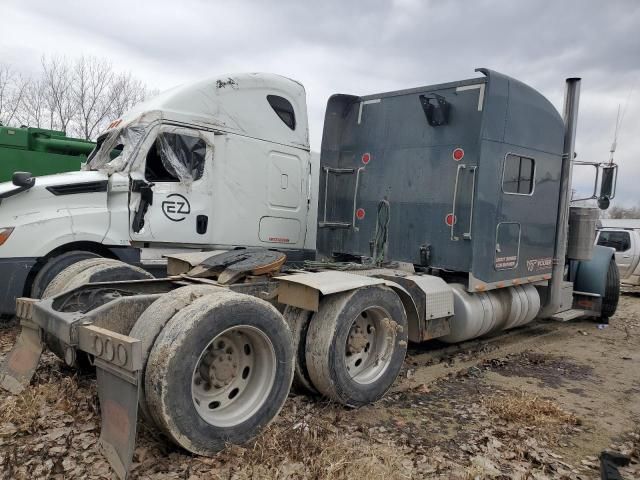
[540,78,581,318]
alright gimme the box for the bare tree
[606,205,640,219]
[41,56,77,133]
[16,78,48,128]
[0,56,154,138]
[110,72,150,120]
[0,63,28,126]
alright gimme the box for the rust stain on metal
[102,399,131,450]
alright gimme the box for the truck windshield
[84,126,145,173]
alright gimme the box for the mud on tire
[31,250,102,298]
[144,290,294,455]
[282,306,317,395]
[128,285,223,426]
[305,285,408,407]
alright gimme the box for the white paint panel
[268,151,302,209]
[258,216,300,244]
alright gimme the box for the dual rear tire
[135,288,294,455]
[287,285,408,407]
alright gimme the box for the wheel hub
[347,324,370,354]
[191,326,277,428]
[344,307,396,384]
[201,345,239,388]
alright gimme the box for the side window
[145,133,206,182]
[597,230,631,252]
[503,154,535,195]
[267,95,296,130]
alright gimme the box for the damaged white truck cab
[0,73,317,316]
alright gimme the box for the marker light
[0,227,14,246]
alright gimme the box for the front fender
[571,244,616,297]
[0,208,111,258]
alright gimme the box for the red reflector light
[356,208,365,220]
[361,153,371,164]
[452,148,464,161]
[445,213,457,226]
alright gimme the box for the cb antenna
[609,85,634,165]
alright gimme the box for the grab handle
[450,164,465,241]
[463,166,477,240]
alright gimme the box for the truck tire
[144,290,294,455]
[31,250,101,298]
[282,306,317,395]
[42,258,153,365]
[305,285,408,407]
[601,258,620,320]
[42,258,151,299]
[128,285,223,427]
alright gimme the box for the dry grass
[483,390,579,427]
[208,404,415,480]
[0,369,96,432]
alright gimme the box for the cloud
[1,0,638,205]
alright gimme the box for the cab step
[549,309,587,322]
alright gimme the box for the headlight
[0,227,14,246]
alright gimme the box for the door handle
[131,180,154,233]
[622,255,631,259]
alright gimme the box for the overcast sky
[2,0,638,205]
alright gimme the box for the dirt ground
[1,294,639,479]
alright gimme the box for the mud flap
[95,359,140,480]
[0,299,43,394]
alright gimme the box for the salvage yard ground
[1,295,639,479]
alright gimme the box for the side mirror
[12,171,35,188]
[597,164,617,210]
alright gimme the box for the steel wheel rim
[344,306,396,385]
[191,325,276,427]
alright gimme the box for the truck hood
[0,170,121,258]
[0,170,108,201]
[0,170,110,226]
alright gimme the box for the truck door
[129,126,215,245]
[596,229,636,278]
[492,153,536,274]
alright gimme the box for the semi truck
[0,69,620,479]
[0,125,95,182]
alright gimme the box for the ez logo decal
[162,193,191,222]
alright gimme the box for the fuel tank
[439,283,541,343]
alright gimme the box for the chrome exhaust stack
[540,78,581,318]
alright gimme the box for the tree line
[0,56,155,140]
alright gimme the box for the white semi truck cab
[0,73,318,316]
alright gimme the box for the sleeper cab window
[145,132,206,182]
[502,154,535,195]
[267,95,296,130]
